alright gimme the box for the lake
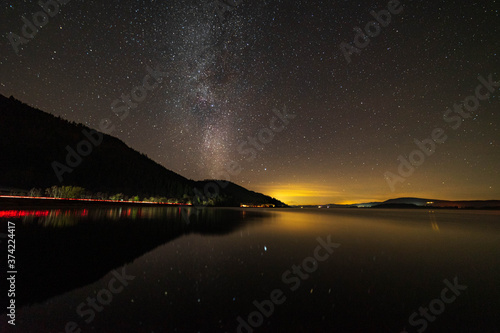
[1,207,499,332]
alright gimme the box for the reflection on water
[0,207,499,332]
[0,206,258,227]
[0,207,268,311]
[0,207,194,227]
[0,209,89,227]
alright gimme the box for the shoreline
[0,196,498,210]
[0,196,192,209]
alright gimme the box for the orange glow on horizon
[251,181,498,206]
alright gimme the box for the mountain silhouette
[0,94,285,207]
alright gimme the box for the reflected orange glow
[268,210,317,231]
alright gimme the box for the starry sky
[1,0,499,205]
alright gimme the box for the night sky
[1,0,498,204]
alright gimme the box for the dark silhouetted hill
[377,197,500,209]
[0,94,286,207]
[313,197,499,209]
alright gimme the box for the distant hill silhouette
[378,197,500,209]
[0,95,285,207]
[314,197,500,209]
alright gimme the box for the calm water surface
[1,207,499,332]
